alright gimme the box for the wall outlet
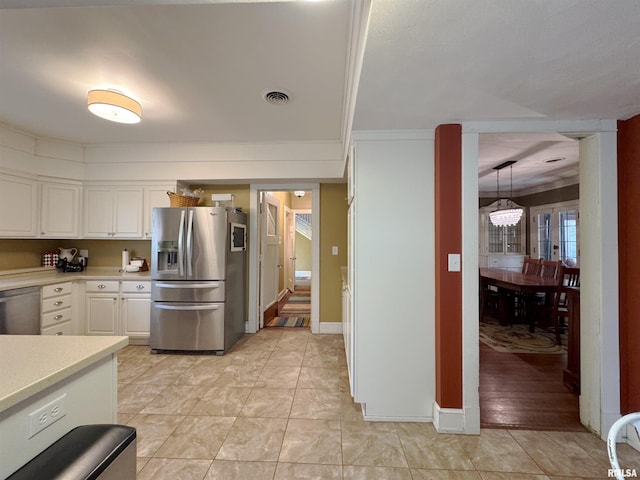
[28,394,66,438]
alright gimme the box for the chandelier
[489,161,523,227]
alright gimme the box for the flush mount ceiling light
[87,89,142,124]
[294,191,305,197]
[489,160,524,227]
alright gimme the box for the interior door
[284,206,296,293]
[530,202,579,265]
[259,192,280,326]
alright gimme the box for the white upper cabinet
[40,182,81,238]
[83,186,143,238]
[0,173,38,237]
[143,186,174,239]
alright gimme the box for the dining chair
[532,260,564,332]
[512,257,542,323]
[522,256,541,275]
[550,267,580,345]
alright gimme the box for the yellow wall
[320,183,348,323]
[295,232,312,271]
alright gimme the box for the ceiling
[1,1,639,190]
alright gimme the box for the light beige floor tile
[141,384,208,415]
[117,383,166,414]
[509,430,608,478]
[344,465,413,480]
[153,416,235,459]
[460,429,543,474]
[340,393,364,422]
[279,418,342,465]
[127,413,185,457]
[341,421,408,467]
[174,362,227,386]
[266,349,305,367]
[216,417,288,461]
[395,422,474,470]
[137,458,211,480]
[478,473,550,480]
[275,462,342,479]
[290,388,341,420]
[118,412,135,424]
[255,366,301,388]
[189,386,252,416]
[204,460,277,480]
[224,348,272,366]
[214,365,264,387]
[412,470,483,479]
[275,337,309,352]
[136,457,150,474]
[302,349,342,368]
[240,388,295,418]
[118,362,152,383]
[297,366,341,390]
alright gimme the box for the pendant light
[489,161,523,227]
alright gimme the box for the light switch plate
[448,253,461,272]
[332,246,338,256]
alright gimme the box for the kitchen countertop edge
[0,267,151,292]
[0,335,128,413]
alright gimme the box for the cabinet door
[121,295,150,338]
[0,174,38,237]
[85,294,118,335]
[113,188,143,238]
[143,187,173,239]
[40,183,81,238]
[83,188,114,237]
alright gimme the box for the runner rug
[479,320,567,354]
[267,291,310,328]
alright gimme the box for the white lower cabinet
[41,281,74,335]
[85,280,150,344]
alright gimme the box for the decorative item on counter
[42,251,59,267]
[58,247,77,262]
[79,249,89,267]
[121,249,130,271]
[55,258,84,272]
[130,257,149,272]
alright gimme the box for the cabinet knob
[55,332,63,336]
[54,314,63,320]
[54,301,63,306]
[54,287,63,293]
[98,284,106,289]
[136,284,145,290]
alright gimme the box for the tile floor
[117,328,639,480]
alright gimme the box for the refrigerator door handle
[178,209,186,277]
[155,304,220,311]
[186,209,194,278]
[155,282,221,289]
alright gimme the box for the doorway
[248,184,320,334]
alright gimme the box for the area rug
[479,320,567,354]
[266,316,311,327]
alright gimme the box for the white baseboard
[433,403,480,434]
[318,321,342,334]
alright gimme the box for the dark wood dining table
[479,267,560,329]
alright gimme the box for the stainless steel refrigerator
[150,206,247,354]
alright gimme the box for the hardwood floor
[480,343,585,431]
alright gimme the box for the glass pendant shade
[489,162,523,227]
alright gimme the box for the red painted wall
[434,124,463,409]
[617,114,640,414]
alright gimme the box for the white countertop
[0,335,128,413]
[0,267,151,292]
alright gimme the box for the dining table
[479,267,560,330]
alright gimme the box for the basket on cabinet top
[167,191,199,207]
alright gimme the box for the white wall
[351,131,435,421]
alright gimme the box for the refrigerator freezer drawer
[152,281,225,302]
[150,302,225,352]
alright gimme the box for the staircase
[296,214,312,239]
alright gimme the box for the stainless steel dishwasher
[0,286,41,334]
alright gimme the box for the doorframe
[248,183,320,334]
[461,119,619,438]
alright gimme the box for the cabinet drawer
[42,281,73,299]
[85,280,119,292]
[42,294,72,313]
[41,307,72,328]
[41,320,72,336]
[121,281,151,294]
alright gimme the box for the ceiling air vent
[263,90,290,105]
